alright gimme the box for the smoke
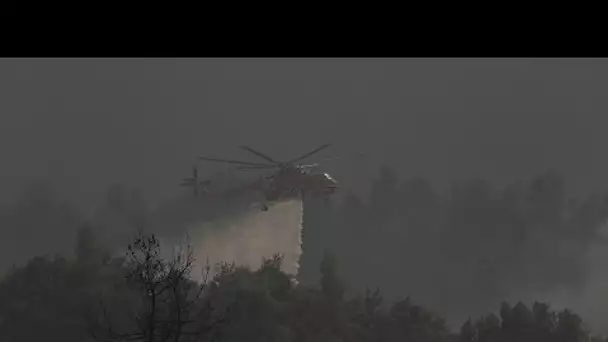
[551,220,608,335]
[506,219,608,335]
[160,198,304,283]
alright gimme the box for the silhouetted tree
[389,297,449,342]
[459,319,475,342]
[320,251,344,302]
[300,198,336,285]
[554,309,587,342]
[206,254,294,342]
[87,231,225,342]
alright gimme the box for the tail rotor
[180,165,210,197]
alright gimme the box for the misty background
[2,58,608,333]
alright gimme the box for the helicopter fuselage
[262,170,338,201]
[195,143,340,211]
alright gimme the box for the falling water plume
[161,197,304,283]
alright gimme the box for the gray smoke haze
[3,58,608,334]
[3,59,608,207]
[507,219,608,334]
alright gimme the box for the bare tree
[86,231,229,342]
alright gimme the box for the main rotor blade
[317,153,366,164]
[239,145,280,164]
[198,156,272,167]
[236,165,276,171]
[287,143,332,164]
[315,156,346,163]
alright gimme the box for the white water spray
[161,198,304,283]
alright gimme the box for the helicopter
[179,166,211,197]
[197,143,339,211]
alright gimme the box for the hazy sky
[1,58,607,209]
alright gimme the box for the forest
[1,166,608,341]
